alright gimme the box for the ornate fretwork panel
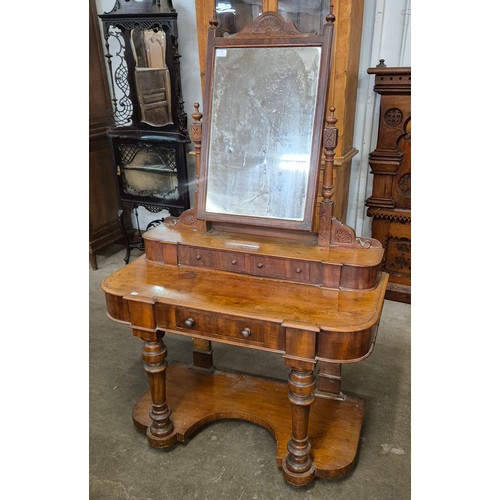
[104,25,134,126]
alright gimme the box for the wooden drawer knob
[296,267,302,274]
[195,255,202,261]
[240,327,251,338]
[231,259,237,265]
[184,318,195,328]
[257,263,264,269]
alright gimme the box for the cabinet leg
[282,363,316,486]
[315,361,345,401]
[189,338,214,373]
[118,208,131,265]
[140,331,176,447]
[89,249,98,270]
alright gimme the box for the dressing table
[101,8,388,486]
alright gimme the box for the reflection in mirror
[215,1,262,34]
[277,0,331,34]
[205,46,321,221]
[131,29,173,127]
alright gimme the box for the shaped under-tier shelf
[132,361,365,480]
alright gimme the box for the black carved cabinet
[98,0,190,263]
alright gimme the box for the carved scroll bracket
[328,218,380,248]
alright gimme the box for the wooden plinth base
[133,361,365,481]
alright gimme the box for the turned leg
[138,330,176,447]
[189,338,214,373]
[315,361,346,401]
[282,361,316,486]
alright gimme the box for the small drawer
[173,307,280,347]
[178,245,245,272]
[247,255,320,284]
[178,246,214,267]
[215,250,246,272]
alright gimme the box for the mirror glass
[205,46,321,221]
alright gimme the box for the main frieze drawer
[172,306,282,349]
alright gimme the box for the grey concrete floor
[90,245,410,499]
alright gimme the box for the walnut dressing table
[101,8,388,487]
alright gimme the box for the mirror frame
[196,12,334,232]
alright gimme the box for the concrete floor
[90,245,410,499]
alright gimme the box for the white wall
[94,0,410,235]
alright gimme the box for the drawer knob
[195,255,202,261]
[184,318,195,328]
[296,267,302,274]
[257,263,264,269]
[240,327,251,338]
[231,259,237,265]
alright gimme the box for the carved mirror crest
[196,11,335,231]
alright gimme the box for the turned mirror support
[167,103,208,231]
[318,107,339,247]
[318,107,377,249]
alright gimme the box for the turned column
[126,294,176,448]
[137,329,176,447]
[282,323,318,485]
[283,363,316,485]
